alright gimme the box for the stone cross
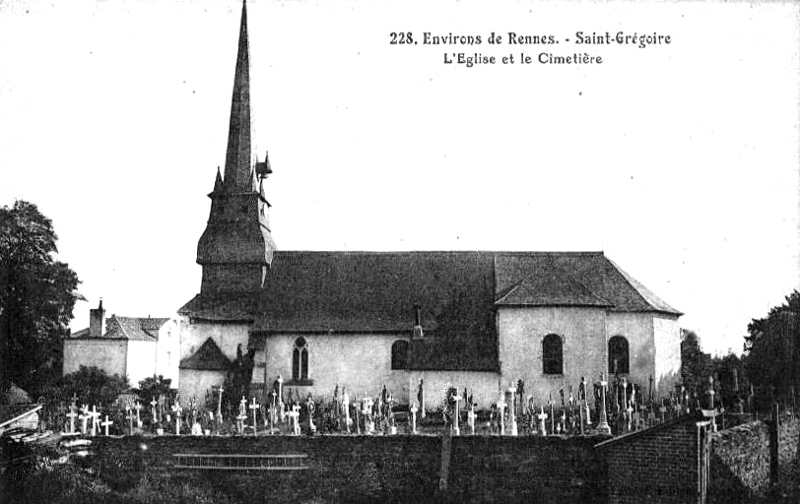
[277,375,285,422]
[79,404,90,434]
[364,398,375,434]
[150,398,158,424]
[620,378,629,432]
[216,384,225,420]
[468,404,477,435]
[135,401,143,429]
[66,406,78,434]
[496,395,507,436]
[343,392,351,433]
[290,405,301,435]
[250,397,260,435]
[508,388,518,436]
[452,393,462,436]
[410,403,418,434]
[101,415,113,436]
[548,393,555,435]
[597,374,612,434]
[305,395,316,434]
[172,401,183,435]
[537,406,548,436]
[90,405,101,436]
[269,389,277,433]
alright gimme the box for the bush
[41,366,130,408]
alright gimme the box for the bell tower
[197,0,276,294]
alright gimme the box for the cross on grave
[597,374,612,435]
[269,389,277,433]
[216,384,225,420]
[305,395,316,434]
[250,397,260,435]
[134,401,143,429]
[90,405,101,436]
[410,403,418,434]
[496,395,507,436]
[537,406,548,436]
[171,402,183,435]
[452,393,462,436]
[236,396,247,434]
[468,404,477,435]
[620,377,629,433]
[150,398,158,423]
[364,398,375,434]
[101,415,113,436]
[548,393,555,435]
[508,388,518,436]
[79,405,90,434]
[343,391,351,434]
[277,375,285,422]
[289,405,301,435]
[66,406,78,434]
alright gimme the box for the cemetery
[1,369,798,504]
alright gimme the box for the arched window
[292,337,308,380]
[391,340,409,370]
[608,336,629,374]
[542,334,563,375]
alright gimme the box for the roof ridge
[605,258,682,315]
[547,254,613,306]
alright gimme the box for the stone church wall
[652,315,681,395]
[605,312,655,389]
[180,368,228,402]
[180,319,250,365]
[63,338,127,378]
[497,306,608,401]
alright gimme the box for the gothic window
[542,333,563,375]
[292,337,308,380]
[391,340,409,370]
[608,336,629,374]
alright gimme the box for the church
[177,2,682,409]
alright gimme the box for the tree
[42,365,130,407]
[0,200,83,391]
[680,329,711,392]
[743,290,799,409]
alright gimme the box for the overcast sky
[1,0,798,356]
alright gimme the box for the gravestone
[250,397,260,435]
[597,374,612,435]
[537,406,548,436]
[496,395,507,436]
[172,401,183,435]
[410,403,418,434]
[101,415,113,436]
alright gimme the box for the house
[64,301,180,387]
[176,1,683,408]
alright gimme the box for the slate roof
[179,338,232,371]
[68,316,170,341]
[179,251,681,372]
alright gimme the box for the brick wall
[90,434,607,504]
[602,417,702,504]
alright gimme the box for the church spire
[223,0,255,192]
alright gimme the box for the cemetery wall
[63,338,127,377]
[90,434,608,504]
[709,416,800,503]
[602,417,701,504]
[498,306,607,401]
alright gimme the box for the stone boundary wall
[90,434,608,504]
[709,416,799,503]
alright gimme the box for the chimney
[89,300,106,337]
[412,304,424,339]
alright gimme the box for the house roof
[179,338,232,371]
[68,316,170,341]
[180,251,681,372]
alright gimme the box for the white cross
[101,415,113,436]
[277,375,285,422]
[508,388,518,436]
[90,405,101,436]
[410,403,418,434]
[171,402,183,435]
[343,394,351,434]
[537,406,549,435]
[79,405,90,434]
[66,407,78,434]
[135,401,143,428]
[289,405,301,435]
[250,397,260,435]
[150,399,158,422]
[468,405,477,435]
[452,394,462,436]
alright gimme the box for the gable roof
[180,251,681,372]
[179,338,232,371]
[68,316,170,341]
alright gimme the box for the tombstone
[496,395,507,435]
[101,415,113,436]
[620,378,629,433]
[135,401,143,429]
[410,403,418,434]
[468,404,477,435]
[171,401,183,435]
[191,421,203,435]
[452,393,463,436]
[305,394,316,434]
[343,390,351,433]
[236,396,247,434]
[418,378,426,419]
[364,398,375,434]
[150,398,158,425]
[548,393,555,435]
[250,397,260,435]
[277,375,285,422]
[537,406,548,436]
[597,374,612,435]
[507,388,518,436]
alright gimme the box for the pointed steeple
[213,167,224,192]
[223,0,255,192]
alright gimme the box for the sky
[0,0,798,357]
